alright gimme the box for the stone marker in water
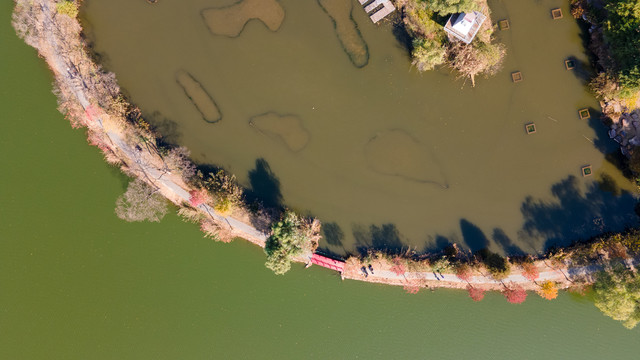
[201,0,285,37]
[317,0,369,68]
[365,129,448,188]
[175,70,222,123]
[249,112,310,152]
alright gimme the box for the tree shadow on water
[587,110,618,154]
[246,158,283,210]
[352,223,405,255]
[421,234,456,253]
[459,219,489,253]
[315,222,349,259]
[521,175,638,250]
[391,20,412,52]
[323,222,344,247]
[585,111,635,178]
[574,17,600,73]
[492,228,525,256]
[598,173,622,196]
[458,219,527,256]
[146,111,182,148]
[566,55,594,84]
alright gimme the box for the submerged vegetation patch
[175,70,222,123]
[249,112,310,152]
[317,0,369,68]
[201,0,285,37]
[364,129,448,188]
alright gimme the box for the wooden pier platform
[359,0,395,24]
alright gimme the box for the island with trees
[398,0,506,85]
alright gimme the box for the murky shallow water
[82,0,638,255]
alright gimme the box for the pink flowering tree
[456,264,473,282]
[467,285,485,302]
[503,284,527,304]
[521,262,540,282]
[403,285,421,294]
[390,256,406,276]
[189,188,210,207]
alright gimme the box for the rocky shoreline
[605,106,640,157]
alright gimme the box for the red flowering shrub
[503,285,527,304]
[390,256,406,276]
[467,285,485,302]
[456,264,473,282]
[403,285,421,294]
[521,262,539,282]
[189,188,210,207]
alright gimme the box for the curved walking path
[342,262,595,290]
[15,0,637,293]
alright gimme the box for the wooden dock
[359,0,395,24]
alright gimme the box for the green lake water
[81,0,639,257]
[2,1,640,359]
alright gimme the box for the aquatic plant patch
[579,108,590,120]
[512,71,523,82]
[565,59,575,70]
[526,123,536,134]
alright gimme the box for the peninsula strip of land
[12,0,640,329]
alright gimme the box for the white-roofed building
[444,11,486,44]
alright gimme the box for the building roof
[444,11,487,44]
[452,12,476,35]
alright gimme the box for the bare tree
[115,179,168,222]
[448,41,506,86]
[163,146,196,182]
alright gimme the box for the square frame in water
[552,8,563,19]
[565,59,575,70]
[525,123,537,134]
[579,108,591,120]
[512,71,523,83]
